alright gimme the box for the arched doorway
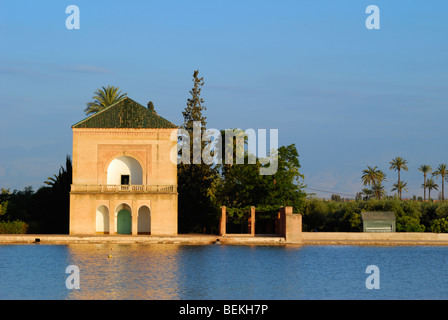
[107,156,143,185]
[96,205,109,234]
[138,206,151,235]
[116,203,132,235]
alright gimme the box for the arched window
[107,156,143,185]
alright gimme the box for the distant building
[361,212,396,232]
[69,97,178,235]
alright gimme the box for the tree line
[302,197,448,233]
[360,157,448,201]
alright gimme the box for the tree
[391,181,409,200]
[433,164,448,201]
[418,164,432,201]
[84,85,127,115]
[389,157,408,199]
[361,166,386,199]
[372,183,387,200]
[41,155,72,233]
[147,101,155,112]
[361,188,374,200]
[425,178,439,201]
[266,144,305,208]
[177,70,218,233]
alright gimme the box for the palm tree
[391,181,408,200]
[361,188,374,200]
[389,157,408,192]
[372,183,387,200]
[84,85,127,115]
[418,164,432,201]
[433,164,448,200]
[362,166,383,186]
[425,178,439,200]
[361,166,386,200]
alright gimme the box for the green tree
[418,164,432,201]
[391,181,409,200]
[433,164,448,200]
[215,144,305,210]
[425,178,439,200]
[361,188,374,201]
[430,218,448,233]
[40,155,72,233]
[147,101,155,112]
[0,188,10,219]
[84,85,127,115]
[177,70,218,233]
[372,183,387,200]
[361,166,386,199]
[266,144,305,208]
[389,157,408,199]
[397,216,425,232]
[361,166,380,187]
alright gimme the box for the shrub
[0,220,29,234]
[396,216,425,232]
[435,202,448,219]
[430,218,448,233]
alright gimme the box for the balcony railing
[71,184,177,193]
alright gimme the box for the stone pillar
[220,206,226,236]
[109,201,116,235]
[250,206,256,236]
[132,213,138,235]
[283,206,302,243]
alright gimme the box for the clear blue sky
[0,0,447,199]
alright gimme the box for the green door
[117,210,132,234]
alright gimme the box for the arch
[138,205,151,235]
[96,205,109,234]
[107,155,143,185]
[116,203,132,235]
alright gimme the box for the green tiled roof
[72,97,178,129]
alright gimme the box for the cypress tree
[177,70,218,233]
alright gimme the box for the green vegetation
[0,220,28,234]
[177,70,219,233]
[177,70,306,233]
[0,156,72,234]
[5,81,448,235]
[389,157,408,200]
[302,197,448,233]
[418,164,432,201]
[84,85,127,115]
[361,158,448,201]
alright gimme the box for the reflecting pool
[1,244,448,299]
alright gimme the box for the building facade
[69,97,178,235]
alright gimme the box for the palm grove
[361,158,448,202]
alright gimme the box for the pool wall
[2,232,448,245]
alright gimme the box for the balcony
[71,184,177,193]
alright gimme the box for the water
[1,243,448,300]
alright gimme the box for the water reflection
[2,244,448,299]
[66,244,182,299]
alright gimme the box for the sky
[0,0,447,199]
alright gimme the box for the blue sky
[0,0,447,199]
